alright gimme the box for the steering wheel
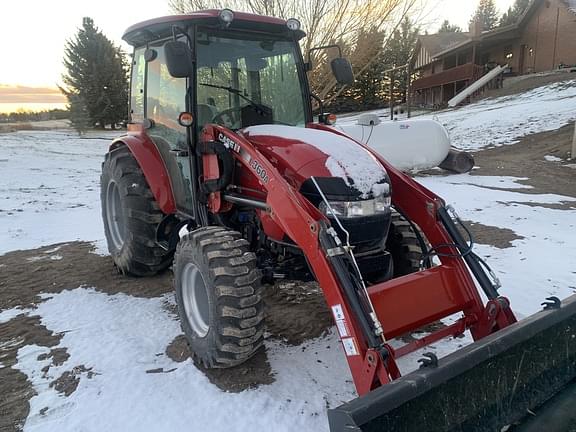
[212,107,242,129]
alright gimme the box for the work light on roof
[219,9,234,25]
[286,18,301,31]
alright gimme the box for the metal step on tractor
[101,9,576,431]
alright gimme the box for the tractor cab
[124,9,351,134]
[122,9,352,218]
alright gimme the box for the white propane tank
[335,118,452,171]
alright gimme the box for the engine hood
[240,125,388,199]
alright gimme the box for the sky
[0,0,515,113]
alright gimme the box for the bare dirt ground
[0,243,334,429]
[472,122,576,201]
[1,123,575,430]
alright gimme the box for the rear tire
[386,210,424,276]
[101,146,173,276]
[174,226,264,368]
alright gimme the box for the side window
[130,47,146,123]
[146,43,187,149]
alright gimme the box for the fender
[109,130,176,214]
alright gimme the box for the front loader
[100,9,576,431]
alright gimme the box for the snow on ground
[417,174,576,318]
[339,79,576,151]
[1,79,576,432]
[16,289,355,432]
[0,130,114,254]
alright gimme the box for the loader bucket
[328,294,576,432]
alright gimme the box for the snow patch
[0,130,114,255]
[544,155,563,162]
[0,307,33,324]
[243,125,387,198]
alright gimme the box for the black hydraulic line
[318,225,382,350]
[437,206,500,300]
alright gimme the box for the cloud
[0,85,67,104]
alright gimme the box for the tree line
[0,109,69,124]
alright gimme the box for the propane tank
[335,118,452,172]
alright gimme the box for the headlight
[219,9,234,25]
[319,194,391,218]
[286,18,301,31]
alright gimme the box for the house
[411,0,576,107]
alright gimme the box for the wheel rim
[181,263,210,337]
[106,181,125,250]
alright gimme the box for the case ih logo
[218,133,241,153]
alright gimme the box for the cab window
[130,47,146,123]
[146,42,187,149]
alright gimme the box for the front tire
[101,146,173,276]
[386,210,424,276]
[174,227,264,368]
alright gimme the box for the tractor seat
[197,104,218,128]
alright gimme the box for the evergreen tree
[500,0,530,26]
[438,20,462,33]
[349,27,387,108]
[61,18,128,132]
[68,94,91,135]
[332,17,420,111]
[470,0,499,32]
[381,17,420,103]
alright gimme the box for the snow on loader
[101,10,576,431]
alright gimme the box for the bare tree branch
[167,0,428,100]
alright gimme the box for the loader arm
[200,123,518,395]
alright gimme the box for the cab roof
[123,9,306,46]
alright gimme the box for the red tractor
[101,9,576,431]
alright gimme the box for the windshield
[195,29,307,130]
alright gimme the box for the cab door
[145,41,195,217]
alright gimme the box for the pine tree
[349,27,388,108]
[470,0,499,32]
[61,17,128,132]
[500,0,530,27]
[438,20,462,33]
[68,94,91,135]
[381,17,420,103]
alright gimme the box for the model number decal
[250,159,269,184]
[218,132,240,153]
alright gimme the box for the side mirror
[331,58,354,85]
[164,41,193,78]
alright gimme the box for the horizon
[0,0,514,114]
